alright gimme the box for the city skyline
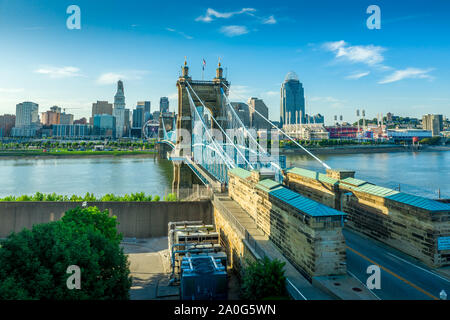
[0,0,449,124]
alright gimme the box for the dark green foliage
[240,257,288,300]
[0,206,131,300]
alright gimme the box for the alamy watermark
[366,5,381,30]
[66,265,81,290]
[66,5,81,30]
[366,265,381,289]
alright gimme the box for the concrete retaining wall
[0,201,213,238]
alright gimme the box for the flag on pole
[202,58,206,71]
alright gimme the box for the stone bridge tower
[173,58,230,193]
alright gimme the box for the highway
[344,228,450,300]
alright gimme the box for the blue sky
[0,0,449,124]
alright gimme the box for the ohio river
[0,151,448,199]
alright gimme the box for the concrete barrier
[0,201,213,238]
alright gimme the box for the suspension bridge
[157,59,330,193]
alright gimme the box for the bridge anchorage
[157,59,331,198]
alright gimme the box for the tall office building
[91,101,113,121]
[41,106,61,126]
[231,102,251,127]
[133,105,145,128]
[247,97,269,130]
[60,112,74,125]
[137,101,151,114]
[113,80,126,138]
[280,71,305,125]
[160,97,169,113]
[11,102,40,137]
[422,114,443,136]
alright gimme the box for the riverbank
[0,149,157,158]
[281,144,450,155]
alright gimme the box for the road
[344,228,450,300]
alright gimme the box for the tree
[240,257,288,300]
[0,206,131,300]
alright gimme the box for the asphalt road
[344,228,450,300]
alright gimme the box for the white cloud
[262,15,277,24]
[96,70,148,85]
[346,71,370,80]
[220,25,249,37]
[378,68,434,84]
[34,66,82,78]
[196,8,256,22]
[0,88,24,93]
[323,41,386,66]
[166,27,193,39]
[264,91,278,96]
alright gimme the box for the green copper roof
[256,179,281,192]
[386,193,450,212]
[340,177,370,187]
[352,183,399,197]
[228,167,251,180]
[269,186,345,217]
[286,167,339,185]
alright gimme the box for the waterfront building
[41,109,60,126]
[11,101,40,137]
[387,129,432,142]
[93,114,116,138]
[91,101,113,124]
[422,114,443,136]
[230,102,251,127]
[0,114,15,137]
[113,80,126,138]
[325,125,359,139]
[280,71,305,125]
[160,97,169,113]
[53,124,91,138]
[283,123,329,140]
[247,97,270,130]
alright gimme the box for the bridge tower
[173,58,230,193]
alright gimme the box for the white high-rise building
[11,101,40,137]
[113,80,126,138]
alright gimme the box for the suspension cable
[222,83,331,170]
[186,82,254,170]
[185,83,235,169]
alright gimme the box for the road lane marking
[346,246,439,300]
[347,270,381,300]
[385,252,450,284]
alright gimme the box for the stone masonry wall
[228,170,347,279]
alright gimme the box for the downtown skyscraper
[113,80,126,138]
[280,72,305,126]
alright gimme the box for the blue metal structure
[158,81,328,185]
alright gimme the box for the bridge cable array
[221,83,331,170]
[186,81,254,170]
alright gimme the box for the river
[0,151,448,199]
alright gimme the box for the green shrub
[240,257,288,300]
[0,207,131,300]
